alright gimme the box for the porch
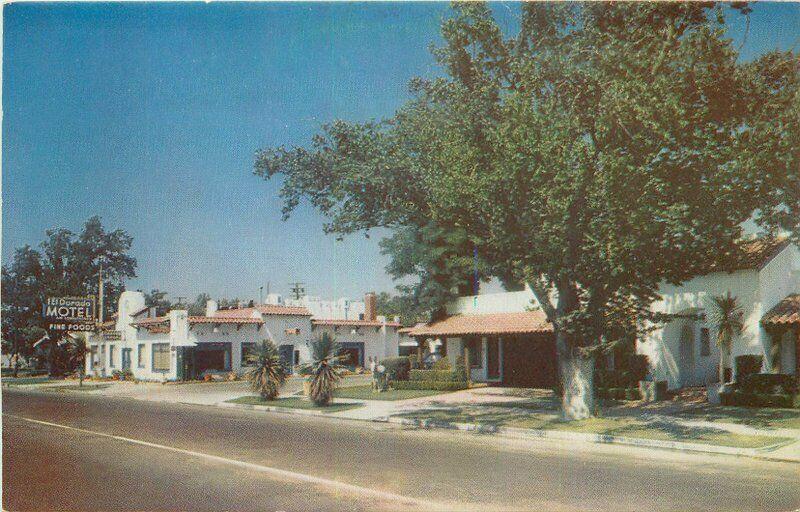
[408,311,556,388]
[762,294,800,375]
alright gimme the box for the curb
[216,400,799,462]
[381,416,795,458]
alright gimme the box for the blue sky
[3,2,798,303]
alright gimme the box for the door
[487,337,500,379]
[121,348,132,370]
[502,334,557,388]
[679,324,696,386]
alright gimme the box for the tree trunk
[719,344,730,383]
[12,348,20,378]
[560,353,596,420]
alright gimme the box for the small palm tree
[706,292,744,383]
[245,339,287,401]
[300,332,345,406]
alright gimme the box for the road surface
[3,389,799,511]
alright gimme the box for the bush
[432,357,452,371]
[111,369,133,381]
[739,373,798,395]
[625,354,650,383]
[381,357,411,381]
[409,369,465,383]
[609,387,627,400]
[735,355,763,382]
[392,380,468,391]
[625,387,642,401]
[720,390,796,409]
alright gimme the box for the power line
[288,282,305,301]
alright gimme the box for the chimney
[206,299,218,317]
[364,292,377,322]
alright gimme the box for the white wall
[448,286,540,315]
[311,324,400,366]
[639,244,800,389]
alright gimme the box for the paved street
[3,389,799,512]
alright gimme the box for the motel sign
[43,296,96,332]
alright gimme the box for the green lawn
[395,407,792,449]
[2,377,53,386]
[226,396,362,413]
[42,384,112,392]
[671,405,800,430]
[333,385,450,401]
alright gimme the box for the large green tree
[255,3,798,418]
[2,216,137,375]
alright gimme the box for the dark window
[241,342,256,365]
[700,328,711,356]
[137,344,146,368]
[465,337,483,368]
[109,345,116,368]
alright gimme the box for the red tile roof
[312,319,402,328]
[409,311,552,337]
[131,316,169,326]
[216,305,311,318]
[762,294,800,326]
[188,316,263,325]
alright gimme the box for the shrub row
[380,357,411,381]
[734,355,763,382]
[596,387,642,401]
[720,391,798,409]
[392,380,469,391]
[409,369,465,383]
[738,373,798,395]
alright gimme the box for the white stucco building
[86,291,402,381]
[638,238,800,390]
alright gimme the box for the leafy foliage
[1,217,136,374]
[245,339,287,401]
[300,332,345,406]
[255,3,798,415]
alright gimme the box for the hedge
[734,355,763,383]
[409,369,465,383]
[392,380,469,391]
[739,373,798,395]
[720,390,798,409]
[380,357,411,381]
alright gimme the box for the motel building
[86,291,401,381]
[408,288,558,388]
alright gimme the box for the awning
[409,311,552,337]
[762,294,800,326]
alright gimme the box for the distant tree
[1,217,136,375]
[187,293,211,316]
[144,289,172,316]
[375,291,426,326]
[255,3,798,419]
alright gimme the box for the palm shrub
[706,292,744,383]
[301,332,345,406]
[245,339,287,401]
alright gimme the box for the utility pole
[288,282,305,301]
[176,296,187,308]
[259,286,263,305]
[98,264,104,324]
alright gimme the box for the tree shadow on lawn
[670,405,800,430]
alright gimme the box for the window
[700,328,711,356]
[152,343,170,372]
[109,345,116,368]
[137,344,146,368]
[90,345,98,367]
[241,342,256,365]
[465,337,483,369]
[100,345,106,367]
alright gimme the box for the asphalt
[3,389,799,512]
